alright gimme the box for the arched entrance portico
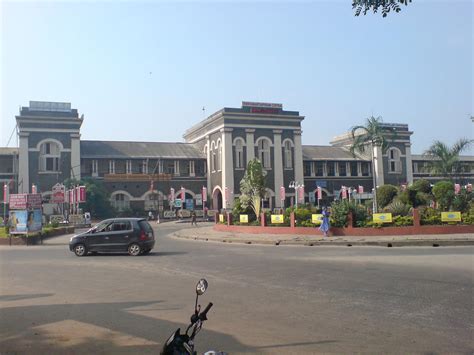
[212,187,223,211]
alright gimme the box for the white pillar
[273,130,284,208]
[18,132,29,193]
[245,129,255,164]
[71,133,81,180]
[294,130,304,184]
[205,136,211,201]
[405,143,413,184]
[221,128,234,209]
[373,144,384,186]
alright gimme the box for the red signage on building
[51,183,65,203]
[9,193,42,210]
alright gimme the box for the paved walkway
[172,223,474,247]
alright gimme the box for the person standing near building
[319,206,330,237]
[191,210,197,226]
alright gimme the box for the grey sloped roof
[80,141,205,159]
[302,145,368,161]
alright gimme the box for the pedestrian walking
[156,212,160,224]
[319,206,330,237]
[191,210,197,226]
[148,210,154,221]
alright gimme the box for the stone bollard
[260,213,267,227]
[290,212,295,228]
[227,212,232,226]
[347,212,354,229]
[215,211,219,224]
[413,208,421,227]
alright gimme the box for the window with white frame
[141,160,148,174]
[126,160,132,174]
[235,139,244,168]
[112,193,130,211]
[109,160,115,174]
[92,160,98,176]
[388,148,402,173]
[39,141,61,172]
[217,143,222,171]
[284,141,292,168]
[257,138,271,168]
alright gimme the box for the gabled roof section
[302,145,368,161]
[80,141,205,159]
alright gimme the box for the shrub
[432,181,455,211]
[376,185,398,209]
[383,200,412,216]
[51,221,59,228]
[331,200,368,228]
[420,207,441,225]
[452,190,472,213]
[412,179,432,194]
[365,221,384,228]
[392,215,414,226]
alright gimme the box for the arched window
[218,142,222,171]
[388,147,402,173]
[235,139,244,168]
[284,140,292,168]
[112,193,130,211]
[39,141,61,172]
[257,138,271,168]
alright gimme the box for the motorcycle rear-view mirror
[196,279,208,296]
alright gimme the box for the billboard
[9,193,42,210]
[9,209,42,234]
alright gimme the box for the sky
[1,0,472,155]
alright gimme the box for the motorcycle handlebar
[199,302,213,321]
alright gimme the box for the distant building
[1,101,472,214]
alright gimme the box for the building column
[71,133,81,181]
[205,136,211,202]
[294,130,304,184]
[221,128,234,209]
[373,144,384,186]
[273,130,284,208]
[18,132,29,193]
[245,129,255,164]
[405,143,413,184]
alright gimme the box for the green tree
[422,138,473,180]
[349,116,396,211]
[64,177,114,218]
[353,0,412,17]
[239,159,266,222]
[376,184,398,209]
[432,181,455,211]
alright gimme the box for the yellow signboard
[219,214,224,223]
[441,212,461,222]
[312,214,323,225]
[271,214,284,224]
[240,214,249,223]
[373,213,393,223]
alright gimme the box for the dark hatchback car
[69,218,155,256]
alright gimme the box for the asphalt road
[0,222,473,354]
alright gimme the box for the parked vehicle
[161,279,225,355]
[69,217,155,256]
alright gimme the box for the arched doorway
[212,188,223,211]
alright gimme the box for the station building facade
[1,101,473,215]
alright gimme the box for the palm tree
[349,116,396,212]
[423,138,473,180]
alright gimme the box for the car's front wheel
[74,244,87,257]
[128,243,141,256]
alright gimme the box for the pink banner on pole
[317,186,322,200]
[78,186,86,203]
[454,184,461,195]
[31,184,37,194]
[358,185,364,194]
[180,187,185,201]
[170,188,175,202]
[202,187,207,202]
[280,186,285,201]
[3,183,9,203]
[467,184,472,193]
[297,186,304,202]
[341,186,347,199]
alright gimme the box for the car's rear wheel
[128,243,141,256]
[74,244,87,257]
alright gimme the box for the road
[1,222,473,354]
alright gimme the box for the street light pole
[289,180,304,209]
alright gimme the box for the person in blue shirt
[319,206,330,237]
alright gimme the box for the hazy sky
[1,0,472,154]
